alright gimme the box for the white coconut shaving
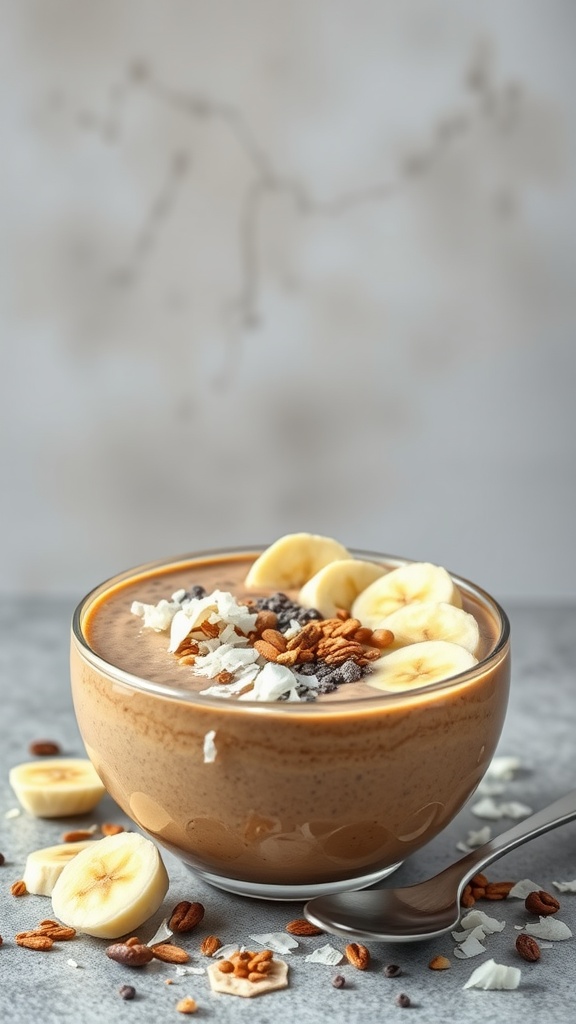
[457,825,492,852]
[553,879,576,893]
[5,807,21,819]
[66,959,80,968]
[463,958,521,990]
[131,598,183,632]
[508,878,543,899]
[213,943,243,960]
[174,966,206,976]
[239,662,301,702]
[146,918,173,946]
[471,797,532,820]
[454,935,487,959]
[248,933,299,955]
[485,756,522,780]
[203,730,217,764]
[304,944,344,965]
[523,917,573,940]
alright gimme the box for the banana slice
[23,840,97,896]
[245,532,350,590]
[51,832,169,939]
[9,758,106,818]
[380,601,480,654]
[366,640,478,692]
[352,561,462,628]
[298,559,388,618]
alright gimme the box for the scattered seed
[101,823,125,836]
[176,996,198,1014]
[118,985,136,1000]
[428,955,451,970]
[383,963,402,977]
[395,992,412,1008]
[29,740,61,756]
[331,974,346,988]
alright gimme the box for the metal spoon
[304,789,576,942]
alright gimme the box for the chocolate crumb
[118,985,136,1000]
[331,974,346,988]
[29,740,61,756]
[384,963,402,977]
[395,993,411,1007]
[254,593,323,632]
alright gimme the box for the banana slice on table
[352,561,462,628]
[245,532,350,590]
[9,758,106,817]
[298,559,388,618]
[380,600,480,654]
[366,640,478,692]
[51,832,169,939]
[23,840,97,896]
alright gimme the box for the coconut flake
[471,797,532,820]
[203,730,217,764]
[553,879,576,893]
[523,917,573,940]
[304,944,344,965]
[476,781,506,797]
[67,959,80,968]
[175,966,206,976]
[146,918,173,946]
[454,935,487,959]
[486,756,522,780]
[508,879,543,899]
[463,958,521,990]
[5,807,21,819]
[457,825,492,852]
[248,933,299,955]
[213,943,243,960]
[460,910,506,935]
[239,663,301,702]
[132,598,182,631]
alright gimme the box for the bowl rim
[71,546,511,715]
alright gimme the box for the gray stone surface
[1,597,575,1023]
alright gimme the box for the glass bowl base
[185,860,404,901]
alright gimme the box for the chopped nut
[254,639,281,662]
[151,943,190,964]
[15,934,54,951]
[200,935,222,956]
[176,996,198,1014]
[101,823,125,836]
[29,740,61,756]
[524,890,560,916]
[168,900,205,933]
[218,960,235,974]
[254,610,279,633]
[428,955,451,970]
[471,872,489,887]
[61,829,96,843]
[484,881,515,900]
[515,933,541,962]
[106,942,154,967]
[260,628,287,652]
[344,942,370,970]
[460,884,475,907]
[369,629,395,649]
[10,879,27,897]
[285,918,324,936]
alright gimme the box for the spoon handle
[446,788,576,896]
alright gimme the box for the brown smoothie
[71,549,510,893]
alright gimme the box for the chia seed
[254,593,323,632]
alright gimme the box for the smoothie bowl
[70,533,510,900]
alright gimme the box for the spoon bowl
[304,790,576,942]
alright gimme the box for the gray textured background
[1,0,575,599]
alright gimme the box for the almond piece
[428,954,451,970]
[345,942,370,970]
[515,933,541,962]
[200,935,222,956]
[151,942,190,964]
[285,918,324,936]
[168,900,205,933]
